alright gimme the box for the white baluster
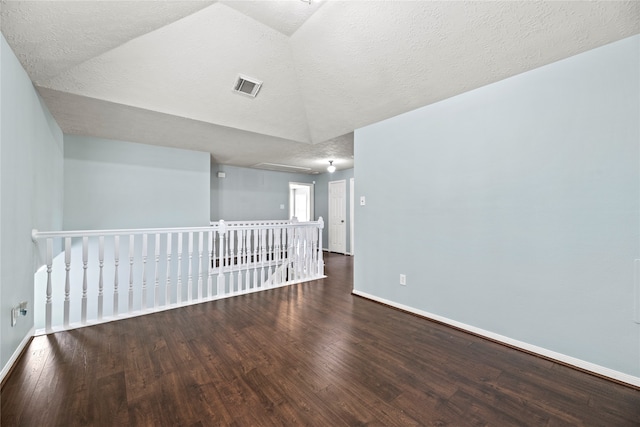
[64,237,71,327]
[287,225,294,282]
[142,234,148,310]
[81,236,88,324]
[270,228,276,283]
[154,233,160,308]
[129,234,139,313]
[98,236,104,320]
[296,226,303,280]
[253,229,259,289]
[166,233,172,306]
[291,226,297,282]
[115,235,121,315]
[307,227,313,278]
[177,233,183,305]
[244,229,251,290]
[268,229,276,286]
[260,229,266,286]
[311,226,318,276]
[318,217,325,276]
[263,229,270,286]
[187,232,193,301]
[45,238,53,332]
[217,220,226,296]
[274,228,281,285]
[208,230,214,298]
[280,227,286,283]
[236,229,243,292]
[198,231,204,300]
[229,229,235,293]
[301,227,308,279]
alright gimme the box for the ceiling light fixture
[327,160,336,173]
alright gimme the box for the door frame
[350,177,354,255]
[328,179,347,254]
[289,182,314,221]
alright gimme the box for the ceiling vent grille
[233,74,262,98]
[253,163,312,173]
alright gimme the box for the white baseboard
[323,248,353,256]
[0,327,35,384]
[352,290,640,388]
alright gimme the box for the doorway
[289,182,314,222]
[350,177,354,255]
[328,180,347,253]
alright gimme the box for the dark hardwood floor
[2,252,639,426]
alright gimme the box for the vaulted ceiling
[2,1,638,173]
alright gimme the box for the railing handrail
[32,218,324,241]
[209,219,293,226]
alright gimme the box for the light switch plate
[360,196,366,206]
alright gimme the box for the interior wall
[64,135,210,229]
[314,168,354,253]
[0,35,64,371]
[354,35,640,377]
[210,164,315,222]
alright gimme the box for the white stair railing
[32,218,324,335]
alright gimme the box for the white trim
[289,182,315,223]
[0,327,35,384]
[328,179,347,254]
[350,177,354,255]
[352,290,640,388]
[634,259,640,323]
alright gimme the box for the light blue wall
[354,35,640,377]
[64,135,210,229]
[314,168,354,253]
[1,35,64,370]
[211,164,315,221]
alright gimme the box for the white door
[328,180,347,253]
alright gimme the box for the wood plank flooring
[2,252,639,426]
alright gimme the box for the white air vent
[233,74,262,98]
[253,163,312,173]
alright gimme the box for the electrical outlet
[400,274,406,286]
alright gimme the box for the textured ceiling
[2,0,639,173]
